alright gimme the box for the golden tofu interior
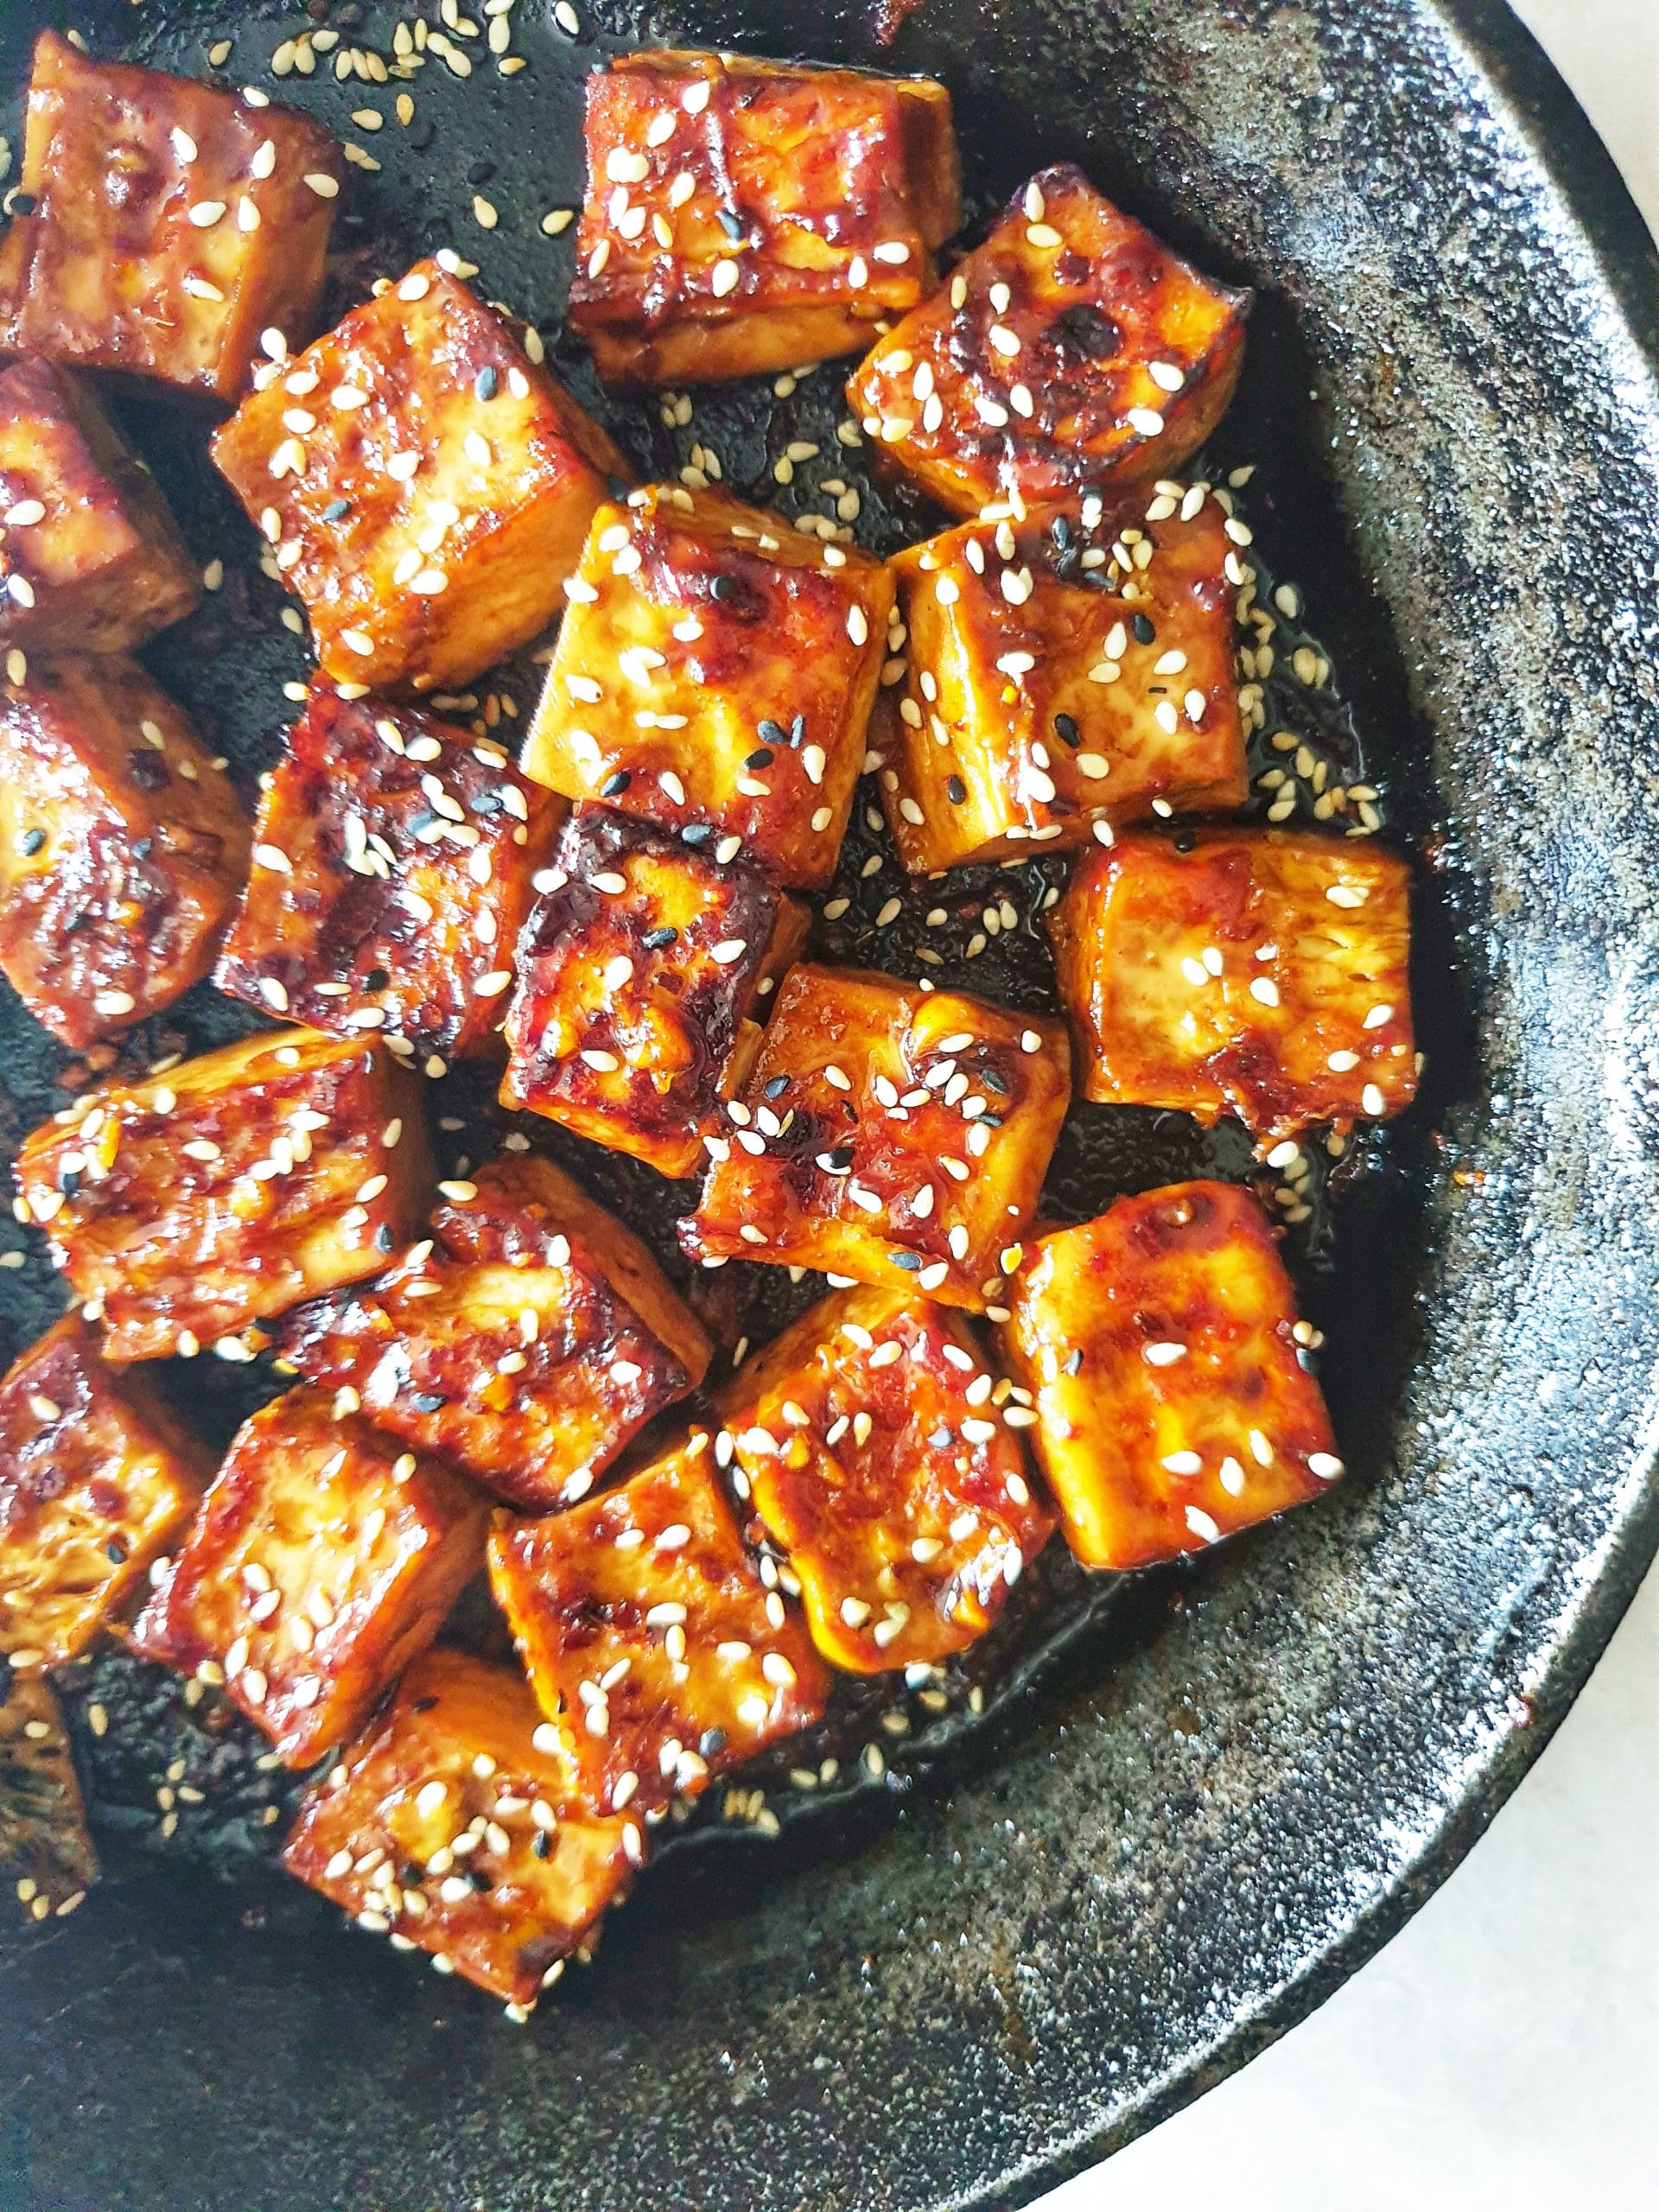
[569,49,961,386]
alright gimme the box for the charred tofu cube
[0,33,344,404]
[1049,828,1417,1143]
[283,1648,638,2007]
[718,1286,1052,1672]
[520,486,893,892]
[0,1316,208,1667]
[216,683,562,1070]
[277,1150,709,1512]
[16,1027,429,1363]
[0,359,199,652]
[211,261,628,693]
[881,490,1247,870]
[568,50,961,387]
[0,654,251,1051]
[997,1181,1342,1570]
[500,806,810,1178]
[682,963,1071,1312]
[130,1388,486,1766]
[489,1428,830,1815]
[847,164,1249,518]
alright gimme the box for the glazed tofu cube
[1049,828,1417,1143]
[519,486,894,891]
[216,683,563,1070]
[489,1428,830,1815]
[276,1150,709,1512]
[283,1648,638,2007]
[682,963,1071,1312]
[881,490,1247,870]
[0,33,344,404]
[717,1287,1052,1672]
[210,261,629,693]
[568,50,961,387]
[996,1181,1342,1570]
[501,806,810,1178]
[16,1027,429,1363]
[0,654,251,1051]
[130,1388,486,1766]
[0,359,200,652]
[0,1316,208,1667]
[847,163,1249,518]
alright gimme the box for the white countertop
[1033,5,1659,2206]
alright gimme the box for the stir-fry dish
[0,28,1417,2017]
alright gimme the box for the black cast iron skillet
[2,3,1657,2209]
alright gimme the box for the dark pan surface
[3,3,1658,2208]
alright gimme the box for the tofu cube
[568,50,961,387]
[996,1181,1342,1570]
[1049,828,1417,1143]
[881,490,1247,870]
[0,1316,209,1667]
[682,963,1071,1311]
[0,1671,100,1920]
[210,261,629,693]
[0,33,345,404]
[847,163,1250,518]
[130,1387,486,1766]
[489,1427,830,1815]
[276,1150,710,1512]
[216,682,563,1070]
[16,1027,429,1363]
[0,653,251,1050]
[0,359,200,652]
[519,486,894,891]
[283,1648,638,2006]
[717,1286,1052,1672]
[500,805,810,1178]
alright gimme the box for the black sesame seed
[105,1540,128,1565]
[601,770,632,798]
[411,1696,439,1713]
[716,206,744,239]
[401,1860,425,1886]
[321,497,352,522]
[1173,829,1197,854]
[1052,712,1080,748]
[411,1391,448,1413]
[131,837,153,861]
[762,1074,789,1099]
[467,1868,492,1892]
[890,1249,923,1271]
[474,365,499,403]
[1049,513,1072,550]
[710,575,737,602]
[1132,613,1156,645]
[60,1170,80,1198]
[17,827,43,856]
[681,822,715,846]
[408,118,435,150]
[946,775,967,805]
[756,719,788,747]
[365,967,391,992]
[531,1829,553,1859]
[10,194,35,219]
[642,925,678,950]
[700,1726,728,1758]
[745,747,774,771]
[1063,1348,1084,1375]
[978,1110,1005,1127]
[981,1065,1009,1095]
[824,1145,854,1170]
[375,1222,395,1253]
[606,474,630,501]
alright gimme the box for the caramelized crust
[489,1428,830,1815]
[283,1648,638,2006]
[569,50,961,386]
[996,1181,1341,1570]
[279,1150,709,1511]
[0,654,251,1051]
[501,806,810,1178]
[1049,828,1417,1143]
[16,1027,429,1362]
[216,683,563,1067]
[0,32,344,403]
[0,1316,209,1665]
[718,1287,1052,1672]
[847,163,1249,518]
[519,485,894,891]
[881,489,1247,870]
[0,359,200,652]
[682,963,1071,1312]
[130,1388,486,1766]
[210,261,628,692]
